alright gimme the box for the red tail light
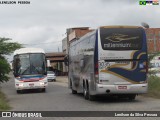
[95,62,99,83]
[95,62,99,75]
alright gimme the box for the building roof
[45,52,66,62]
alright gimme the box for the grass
[0,89,11,110]
[144,75,160,99]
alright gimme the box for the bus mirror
[44,71,47,75]
[80,60,84,67]
[13,72,18,77]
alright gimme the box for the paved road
[0,73,160,120]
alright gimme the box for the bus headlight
[19,83,24,87]
[40,82,45,85]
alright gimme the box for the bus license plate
[29,83,34,87]
[118,86,127,90]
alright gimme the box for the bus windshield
[14,53,46,76]
[100,28,143,50]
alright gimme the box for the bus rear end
[95,26,148,99]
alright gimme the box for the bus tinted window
[100,28,143,50]
[14,53,46,75]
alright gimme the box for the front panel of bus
[96,26,148,94]
[13,53,48,90]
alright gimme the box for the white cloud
[0,0,159,55]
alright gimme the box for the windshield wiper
[20,66,30,75]
[19,65,42,75]
[31,64,41,74]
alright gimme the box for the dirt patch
[56,76,68,83]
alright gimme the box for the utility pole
[58,47,59,52]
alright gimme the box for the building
[63,27,94,53]
[67,27,94,43]
[62,27,94,54]
[145,28,160,53]
[62,27,94,74]
[62,37,68,53]
[45,52,67,75]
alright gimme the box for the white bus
[68,26,148,100]
[13,48,48,93]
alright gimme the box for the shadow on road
[17,89,46,94]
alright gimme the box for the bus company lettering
[104,43,131,48]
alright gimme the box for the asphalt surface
[0,73,160,120]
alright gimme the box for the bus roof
[14,48,45,55]
[100,25,143,29]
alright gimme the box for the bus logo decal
[105,33,139,42]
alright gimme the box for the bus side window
[80,59,84,67]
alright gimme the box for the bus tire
[88,91,95,101]
[42,88,46,92]
[83,83,89,100]
[88,85,95,101]
[71,80,77,94]
[128,94,136,100]
[17,90,22,94]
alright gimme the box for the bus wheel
[71,80,77,94]
[42,88,46,92]
[128,94,136,100]
[17,90,22,94]
[88,91,95,101]
[88,86,95,101]
[83,84,89,100]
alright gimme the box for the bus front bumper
[15,82,48,90]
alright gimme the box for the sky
[0,0,159,60]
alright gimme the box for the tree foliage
[0,38,22,83]
[0,58,10,83]
[148,52,160,76]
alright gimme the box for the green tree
[0,38,22,83]
[148,52,160,76]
